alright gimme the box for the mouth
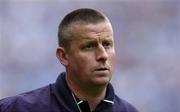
[95,67,109,71]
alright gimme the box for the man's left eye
[103,41,113,48]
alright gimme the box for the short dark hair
[58,8,108,48]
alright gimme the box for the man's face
[65,21,115,87]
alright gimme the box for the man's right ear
[56,47,69,66]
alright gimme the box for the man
[0,8,138,112]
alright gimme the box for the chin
[92,77,111,86]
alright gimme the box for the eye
[102,40,113,48]
[81,42,97,50]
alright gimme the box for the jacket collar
[52,72,115,111]
[52,72,79,111]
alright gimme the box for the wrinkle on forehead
[71,31,113,43]
[70,21,113,42]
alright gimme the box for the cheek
[108,51,116,66]
[80,56,96,73]
[80,56,93,66]
[73,54,93,69]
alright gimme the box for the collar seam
[77,100,84,105]
[103,99,114,104]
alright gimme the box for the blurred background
[0,0,180,111]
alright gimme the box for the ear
[56,47,69,66]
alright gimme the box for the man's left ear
[56,47,69,66]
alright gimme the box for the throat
[66,74,108,111]
[73,86,107,111]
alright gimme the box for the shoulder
[0,85,52,112]
[114,95,139,112]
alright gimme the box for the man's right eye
[81,43,97,50]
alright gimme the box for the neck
[66,75,108,111]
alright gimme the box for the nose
[96,45,108,63]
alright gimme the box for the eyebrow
[73,37,97,41]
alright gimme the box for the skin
[56,20,115,111]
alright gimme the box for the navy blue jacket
[0,72,138,112]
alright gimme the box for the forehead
[70,21,113,41]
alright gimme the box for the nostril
[97,57,107,63]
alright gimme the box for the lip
[94,66,110,71]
